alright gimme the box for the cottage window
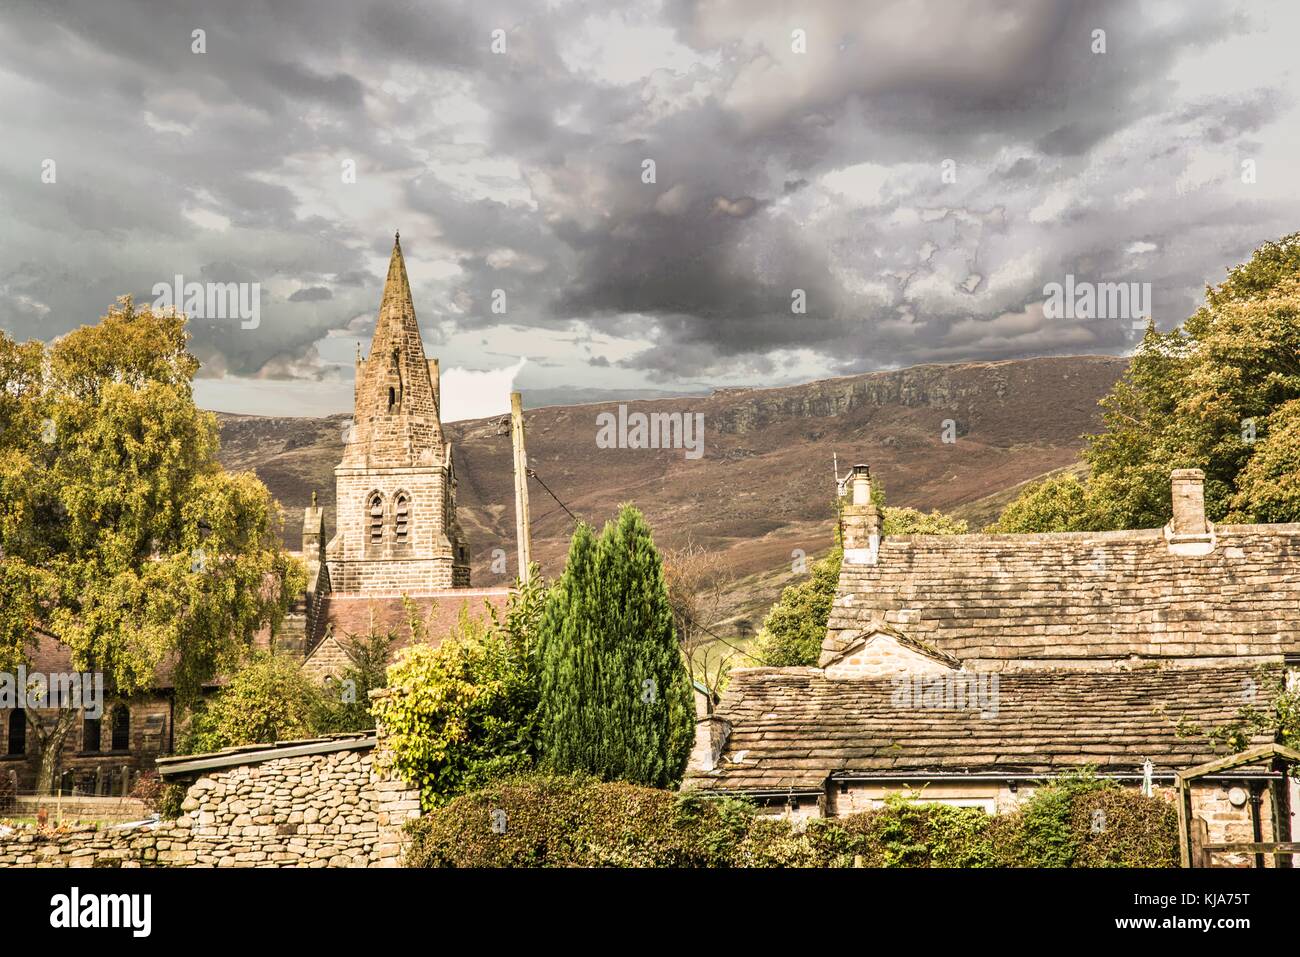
[110,704,130,752]
[368,492,385,545]
[83,714,102,752]
[6,709,25,756]
[394,492,411,545]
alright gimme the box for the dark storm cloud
[0,0,1297,403]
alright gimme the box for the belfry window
[368,493,385,545]
[388,386,397,413]
[394,493,410,545]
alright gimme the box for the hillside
[215,354,1127,629]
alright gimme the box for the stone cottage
[686,464,1300,862]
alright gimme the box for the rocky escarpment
[217,354,1128,621]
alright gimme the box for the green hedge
[403,773,1179,868]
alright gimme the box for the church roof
[686,664,1277,793]
[823,524,1300,668]
[305,588,513,658]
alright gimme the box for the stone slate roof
[687,665,1275,793]
[824,525,1300,668]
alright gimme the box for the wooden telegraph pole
[510,391,533,584]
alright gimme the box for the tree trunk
[30,710,78,796]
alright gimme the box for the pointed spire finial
[395,229,400,245]
[311,490,318,508]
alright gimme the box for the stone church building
[295,233,510,679]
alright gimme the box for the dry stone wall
[0,742,420,868]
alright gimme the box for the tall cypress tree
[537,506,695,787]
[536,522,600,774]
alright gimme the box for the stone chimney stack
[1165,468,1215,555]
[1170,469,1207,534]
[840,463,880,565]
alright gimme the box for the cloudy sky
[1,0,1297,420]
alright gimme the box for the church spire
[378,231,414,329]
[343,233,443,467]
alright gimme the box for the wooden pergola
[1175,742,1300,868]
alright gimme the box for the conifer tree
[536,522,600,775]
[598,505,695,786]
[537,506,694,788]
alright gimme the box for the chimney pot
[851,464,872,505]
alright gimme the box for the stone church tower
[321,233,471,593]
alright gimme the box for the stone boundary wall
[0,743,420,868]
[12,795,149,824]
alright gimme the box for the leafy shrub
[405,774,720,867]
[314,629,393,734]
[754,548,842,667]
[1007,772,1178,868]
[1015,774,1099,867]
[404,773,1178,868]
[1068,786,1179,868]
[986,474,1101,533]
[371,605,538,810]
[179,653,328,754]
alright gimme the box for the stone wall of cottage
[828,780,1021,817]
[300,635,354,682]
[1189,780,1283,868]
[0,744,421,868]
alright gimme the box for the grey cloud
[0,0,1297,408]
[289,286,334,302]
